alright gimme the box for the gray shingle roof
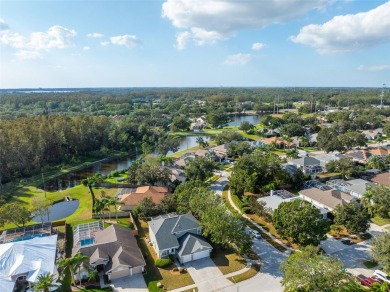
[177,233,212,257]
[148,214,200,251]
[73,224,145,271]
[289,157,321,167]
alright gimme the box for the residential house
[313,153,346,168]
[299,188,355,213]
[72,223,146,281]
[210,144,229,161]
[0,224,58,292]
[370,172,390,186]
[344,150,372,164]
[257,190,301,215]
[326,179,376,199]
[261,136,296,149]
[367,147,390,157]
[287,156,323,175]
[361,128,383,140]
[120,186,172,211]
[148,214,212,264]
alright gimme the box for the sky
[0,0,390,88]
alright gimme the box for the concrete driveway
[185,258,233,292]
[111,274,148,292]
[218,236,287,292]
[320,236,349,254]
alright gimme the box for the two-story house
[148,214,212,264]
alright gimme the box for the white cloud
[100,41,109,46]
[110,35,142,48]
[224,53,252,65]
[0,25,76,51]
[175,31,190,50]
[87,32,104,38]
[291,1,390,54]
[162,0,327,47]
[0,18,9,31]
[15,50,42,60]
[358,64,390,71]
[252,42,265,51]
[83,46,91,51]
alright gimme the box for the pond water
[227,115,261,127]
[42,116,258,192]
[32,200,80,222]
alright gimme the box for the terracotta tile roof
[370,172,390,186]
[261,136,296,146]
[367,147,390,156]
[120,186,171,207]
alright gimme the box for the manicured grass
[211,248,246,275]
[227,264,260,283]
[363,260,378,269]
[168,146,200,158]
[371,216,390,226]
[104,173,128,184]
[134,218,194,291]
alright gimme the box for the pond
[227,115,261,127]
[167,135,210,155]
[44,136,210,192]
[32,200,80,222]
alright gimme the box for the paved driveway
[185,258,233,292]
[321,236,349,254]
[218,237,287,292]
[111,274,148,292]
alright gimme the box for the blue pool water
[11,233,46,242]
[80,238,94,246]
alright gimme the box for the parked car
[372,275,384,285]
[357,275,371,287]
[250,230,262,239]
[374,270,390,284]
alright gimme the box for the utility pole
[380,83,386,109]
[41,167,46,198]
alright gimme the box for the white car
[250,230,262,239]
[374,270,390,284]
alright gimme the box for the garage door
[110,268,130,280]
[192,250,210,261]
[180,254,192,264]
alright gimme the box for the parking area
[111,274,148,292]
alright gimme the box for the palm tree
[196,136,205,148]
[361,189,375,216]
[33,273,58,292]
[109,196,120,222]
[57,257,76,285]
[72,252,89,286]
[299,136,309,148]
[81,177,96,210]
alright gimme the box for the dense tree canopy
[333,202,370,234]
[362,185,390,218]
[273,200,328,246]
[229,151,288,196]
[371,233,390,270]
[281,245,363,292]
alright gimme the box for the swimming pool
[80,238,94,246]
[11,233,46,242]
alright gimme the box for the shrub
[155,258,172,268]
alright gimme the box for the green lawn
[371,216,390,226]
[227,264,260,283]
[211,248,246,275]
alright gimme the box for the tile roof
[370,172,390,186]
[120,186,171,207]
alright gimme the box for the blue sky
[0,0,389,88]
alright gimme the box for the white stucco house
[148,214,212,264]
